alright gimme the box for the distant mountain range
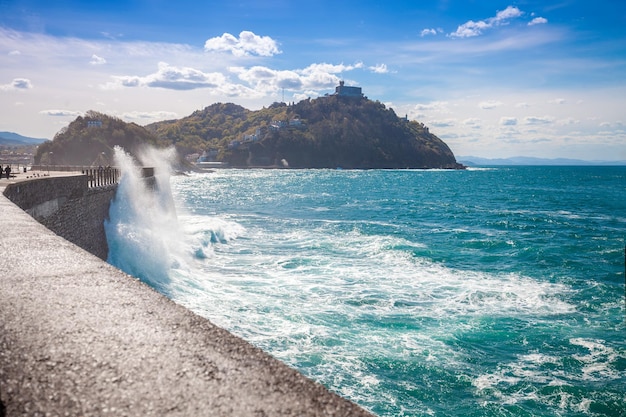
[458,156,626,166]
[0,131,49,146]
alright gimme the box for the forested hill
[33,98,462,169]
[147,96,464,169]
[34,111,164,166]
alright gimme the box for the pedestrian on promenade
[4,165,10,179]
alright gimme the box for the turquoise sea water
[106,165,626,417]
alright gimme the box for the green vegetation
[35,97,463,169]
[34,111,164,166]
[147,96,463,169]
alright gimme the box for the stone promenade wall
[3,176,116,260]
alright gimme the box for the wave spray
[104,146,184,295]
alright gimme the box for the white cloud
[369,63,388,73]
[90,54,106,65]
[528,17,548,26]
[494,6,524,21]
[204,31,281,57]
[100,32,122,40]
[450,6,523,38]
[122,110,178,121]
[230,61,364,94]
[300,62,363,75]
[420,28,441,37]
[233,66,303,91]
[0,78,33,91]
[549,98,565,104]
[500,117,518,126]
[557,117,579,126]
[413,101,450,112]
[479,100,503,109]
[8,50,20,56]
[276,71,305,89]
[1,25,624,161]
[429,119,456,127]
[11,78,32,89]
[449,20,489,39]
[39,109,83,117]
[104,62,228,91]
[293,90,321,102]
[598,121,624,128]
[524,116,555,125]
[463,118,482,127]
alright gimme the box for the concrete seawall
[3,174,115,260]
[0,174,374,416]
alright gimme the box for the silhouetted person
[4,165,10,179]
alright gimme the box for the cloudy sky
[1,0,625,160]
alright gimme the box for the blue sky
[1,0,625,160]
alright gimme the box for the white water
[104,160,624,416]
[104,146,186,295]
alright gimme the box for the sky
[1,0,625,160]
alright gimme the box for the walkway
[0,176,373,416]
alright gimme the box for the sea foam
[103,165,625,417]
[104,146,187,294]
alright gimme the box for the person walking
[4,165,11,179]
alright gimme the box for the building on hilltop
[334,81,363,98]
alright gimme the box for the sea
[105,153,626,417]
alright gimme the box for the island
[35,82,464,170]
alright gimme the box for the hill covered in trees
[34,96,463,169]
[148,96,463,169]
[34,111,164,166]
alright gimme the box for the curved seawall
[0,175,373,416]
[3,174,115,260]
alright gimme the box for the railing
[23,165,155,188]
[82,167,120,188]
[30,165,92,172]
[27,165,120,188]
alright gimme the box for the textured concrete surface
[0,176,374,416]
